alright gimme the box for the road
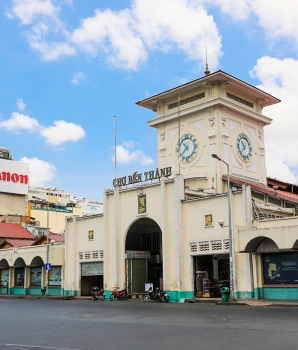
[0,298,297,350]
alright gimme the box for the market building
[64,69,298,301]
[2,69,298,301]
[0,222,64,295]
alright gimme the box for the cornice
[147,97,272,128]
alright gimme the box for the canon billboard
[0,158,29,195]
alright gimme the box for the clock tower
[136,70,280,193]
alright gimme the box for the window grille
[285,201,296,209]
[92,251,99,259]
[268,196,281,206]
[223,239,229,250]
[190,242,198,253]
[190,240,229,254]
[226,92,253,108]
[79,250,104,260]
[168,92,205,109]
[84,251,91,259]
[252,191,265,201]
[211,240,222,251]
[199,241,210,252]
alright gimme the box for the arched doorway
[125,218,162,295]
[14,258,26,291]
[0,259,9,294]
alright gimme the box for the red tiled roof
[0,222,35,239]
[0,239,34,248]
[223,175,298,204]
[31,233,65,246]
[49,234,65,242]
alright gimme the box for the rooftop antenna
[204,34,210,76]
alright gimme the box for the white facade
[3,70,298,301]
[63,70,298,301]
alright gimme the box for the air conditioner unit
[35,221,40,227]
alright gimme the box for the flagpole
[177,93,181,175]
[114,115,117,183]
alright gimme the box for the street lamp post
[211,154,236,302]
[32,196,50,296]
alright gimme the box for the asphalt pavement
[1,293,298,307]
[1,297,298,350]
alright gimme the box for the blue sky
[0,0,297,201]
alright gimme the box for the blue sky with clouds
[0,0,297,201]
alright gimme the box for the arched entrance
[0,259,9,294]
[125,218,162,295]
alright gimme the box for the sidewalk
[1,294,298,306]
[185,297,298,307]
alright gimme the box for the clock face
[176,134,198,163]
[237,133,252,161]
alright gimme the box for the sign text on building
[113,167,172,187]
[0,158,29,195]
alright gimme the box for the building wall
[30,206,81,234]
[0,244,64,295]
[0,193,27,216]
[64,215,104,296]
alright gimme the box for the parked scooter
[91,287,106,301]
[156,289,170,303]
[143,287,158,302]
[143,287,170,303]
[110,286,128,300]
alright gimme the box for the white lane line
[3,344,81,350]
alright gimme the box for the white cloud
[0,112,40,132]
[250,0,298,45]
[72,0,222,70]
[7,0,76,61]
[132,0,221,68]
[0,111,85,146]
[25,21,76,61]
[21,156,56,186]
[17,98,26,111]
[71,72,86,85]
[250,56,298,183]
[8,0,222,70]
[203,0,250,20]
[115,141,154,165]
[7,0,60,25]
[71,7,148,70]
[40,120,86,145]
[205,0,298,45]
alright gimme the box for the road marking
[3,344,81,350]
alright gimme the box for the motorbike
[143,287,170,303]
[156,289,170,303]
[110,286,128,300]
[143,287,158,302]
[91,287,105,301]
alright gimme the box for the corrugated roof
[49,234,65,242]
[223,175,298,204]
[0,239,34,248]
[0,222,36,239]
[31,232,65,246]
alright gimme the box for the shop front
[262,252,298,300]
[81,261,104,296]
[193,254,229,298]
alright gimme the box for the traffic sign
[45,263,52,271]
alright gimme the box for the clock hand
[241,140,247,151]
[180,143,189,156]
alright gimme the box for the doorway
[125,218,162,295]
